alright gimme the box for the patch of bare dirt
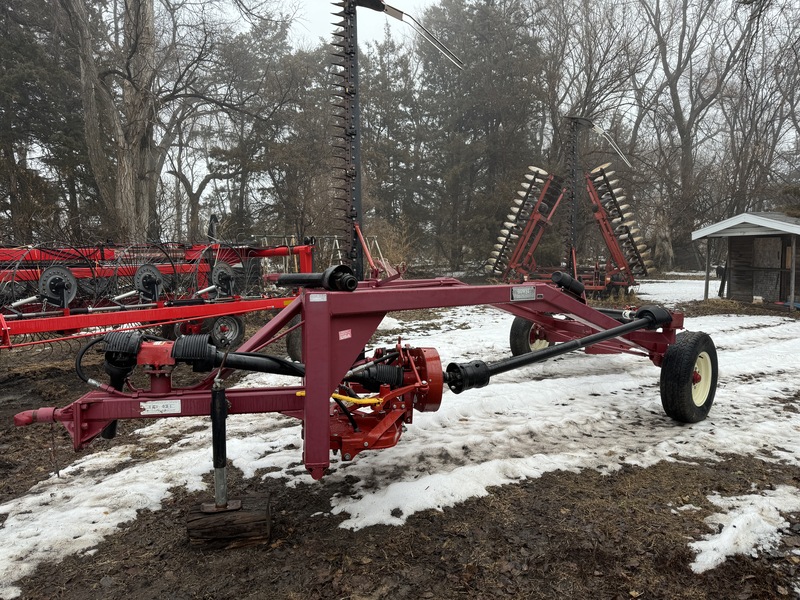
[2,307,800,599]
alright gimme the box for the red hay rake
[0,241,314,350]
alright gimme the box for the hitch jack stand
[203,383,241,513]
[186,382,271,547]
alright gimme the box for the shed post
[703,238,711,301]
[790,234,797,312]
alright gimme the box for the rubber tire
[660,331,718,423]
[509,316,551,356]
[208,315,245,349]
[286,315,302,362]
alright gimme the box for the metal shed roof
[692,212,800,241]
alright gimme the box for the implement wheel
[208,315,245,349]
[509,317,551,356]
[660,331,718,423]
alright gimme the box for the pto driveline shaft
[445,306,672,394]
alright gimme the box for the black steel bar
[489,316,653,376]
[276,265,357,292]
[211,386,228,470]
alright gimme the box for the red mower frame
[15,271,717,483]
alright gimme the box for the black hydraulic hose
[335,385,362,432]
[75,337,107,385]
[223,352,306,377]
[171,335,305,377]
[233,351,306,376]
[172,337,405,385]
[75,330,172,387]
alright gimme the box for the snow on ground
[636,276,712,306]
[2,278,800,597]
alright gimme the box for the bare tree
[532,0,651,165]
[635,0,755,268]
[716,13,800,219]
[55,0,285,242]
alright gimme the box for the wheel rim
[530,338,549,351]
[691,351,713,406]
[212,316,241,346]
[529,324,549,351]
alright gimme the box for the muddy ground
[2,301,800,599]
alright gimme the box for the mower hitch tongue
[14,267,718,545]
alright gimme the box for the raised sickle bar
[445,306,673,393]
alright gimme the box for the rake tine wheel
[6,243,96,313]
[111,243,176,305]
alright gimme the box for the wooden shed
[692,212,799,310]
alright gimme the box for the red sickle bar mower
[14,266,718,544]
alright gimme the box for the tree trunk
[61,0,157,242]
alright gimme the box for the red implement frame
[15,277,683,481]
[503,175,566,281]
[495,168,646,295]
[584,174,638,289]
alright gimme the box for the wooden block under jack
[187,495,271,549]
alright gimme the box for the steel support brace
[302,290,385,479]
[211,385,230,509]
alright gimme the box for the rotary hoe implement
[487,118,655,297]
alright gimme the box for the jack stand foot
[186,384,271,547]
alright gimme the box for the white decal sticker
[140,400,181,416]
[339,329,352,340]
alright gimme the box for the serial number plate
[140,400,181,416]
[511,286,538,301]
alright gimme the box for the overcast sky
[291,0,438,47]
